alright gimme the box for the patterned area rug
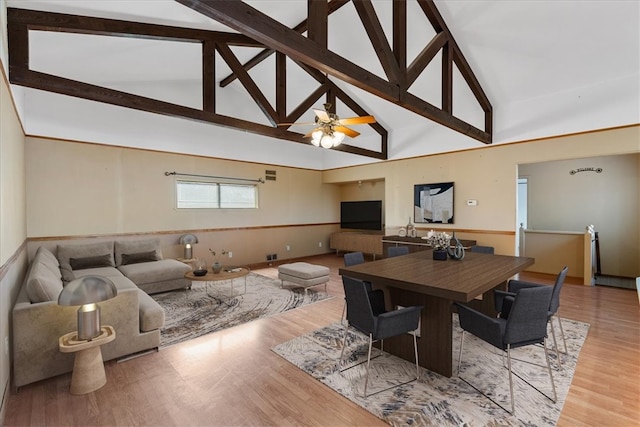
[273,316,589,426]
[152,272,332,347]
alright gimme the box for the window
[176,180,257,209]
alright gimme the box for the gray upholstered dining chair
[339,276,423,397]
[341,252,371,322]
[470,245,495,254]
[344,251,365,267]
[496,266,569,366]
[387,245,409,258]
[456,285,556,414]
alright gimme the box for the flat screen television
[340,200,383,231]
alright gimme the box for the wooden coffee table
[185,267,250,304]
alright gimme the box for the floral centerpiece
[209,248,227,273]
[425,230,451,250]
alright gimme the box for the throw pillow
[69,254,114,270]
[57,241,115,282]
[115,239,162,266]
[121,251,159,265]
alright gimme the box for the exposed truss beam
[175,0,492,144]
[7,7,386,160]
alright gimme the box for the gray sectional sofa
[12,239,191,389]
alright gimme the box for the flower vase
[432,249,448,261]
[212,262,223,274]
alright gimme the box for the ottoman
[278,262,330,293]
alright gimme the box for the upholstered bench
[278,262,330,293]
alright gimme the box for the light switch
[467,199,477,206]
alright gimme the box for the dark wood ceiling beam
[219,0,349,88]
[400,90,490,143]
[203,40,215,112]
[216,42,278,126]
[442,43,453,114]
[307,0,328,48]
[405,31,447,88]
[416,0,491,112]
[7,7,259,46]
[175,0,400,102]
[275,51,286,122]
[11,69,310,143]
[393,0,407,87]
[352,0,401,84]
[283,84,330,124]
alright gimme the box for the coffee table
[185,267,250,304]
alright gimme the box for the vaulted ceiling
[3,1,639,170]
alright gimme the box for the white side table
[59,325,116,395]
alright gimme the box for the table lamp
[58,275,118,341]
[179,233,198,259]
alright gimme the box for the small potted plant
[209,248,227,273]
[425,230,451,260]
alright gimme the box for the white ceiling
[4,0,639,170]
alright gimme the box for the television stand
[329,231,383,260]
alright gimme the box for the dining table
[339,250,534,377]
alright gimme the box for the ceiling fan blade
[313,108,331,122]
[303,127,321,138]
[338,115,376,125]
[334,125,360,138]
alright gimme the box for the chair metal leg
[507,345,515,414]
[543,337,558,403]
[364,334,374,397]
[555,315,568,353]
[413,332,420,380]
[549,319,562,367]
[338,322,350,365]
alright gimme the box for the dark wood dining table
[339,250,534,377]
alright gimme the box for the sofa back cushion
[57,241,115,282]
[115,240,163,267]
[26,247,64,303]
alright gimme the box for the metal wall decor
[569,167,603,175]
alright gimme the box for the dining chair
[344,251,365,267]
[387,245,409,258]
[496,266,569,366]
[470,245,495,254]
[341,252,372,322]
[339,276,423,397]
[456,286,556,414]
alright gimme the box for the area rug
[152,272,332,347]
[272,315,589,426]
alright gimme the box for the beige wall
[520,154,639,277]
[0,62,27,421]
[324,125,640,275]
[25,138,342,266]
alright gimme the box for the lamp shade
[178,234,198,245]
[58,275,118,306]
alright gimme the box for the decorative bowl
[193,269,207,277]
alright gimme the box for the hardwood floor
[4,254,639,426]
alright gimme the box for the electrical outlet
[318,241,323,248]
[286,245,290,251]
[228,251,233,258]
[266,254,272,261]
[272,254,277,260]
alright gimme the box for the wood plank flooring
[4,254,639,426]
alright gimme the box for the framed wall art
[414,182,454,224]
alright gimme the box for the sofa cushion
[137,290,165,332]
[69,254,114,270]
[121,250,159,265]
[33,247,62,279]
[118,259,190,286]
[26,261,63,303]
[115,239,163,267]
[57,241,115,282]
[72,267,125,280]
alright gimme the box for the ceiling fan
[278,103,376,148]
